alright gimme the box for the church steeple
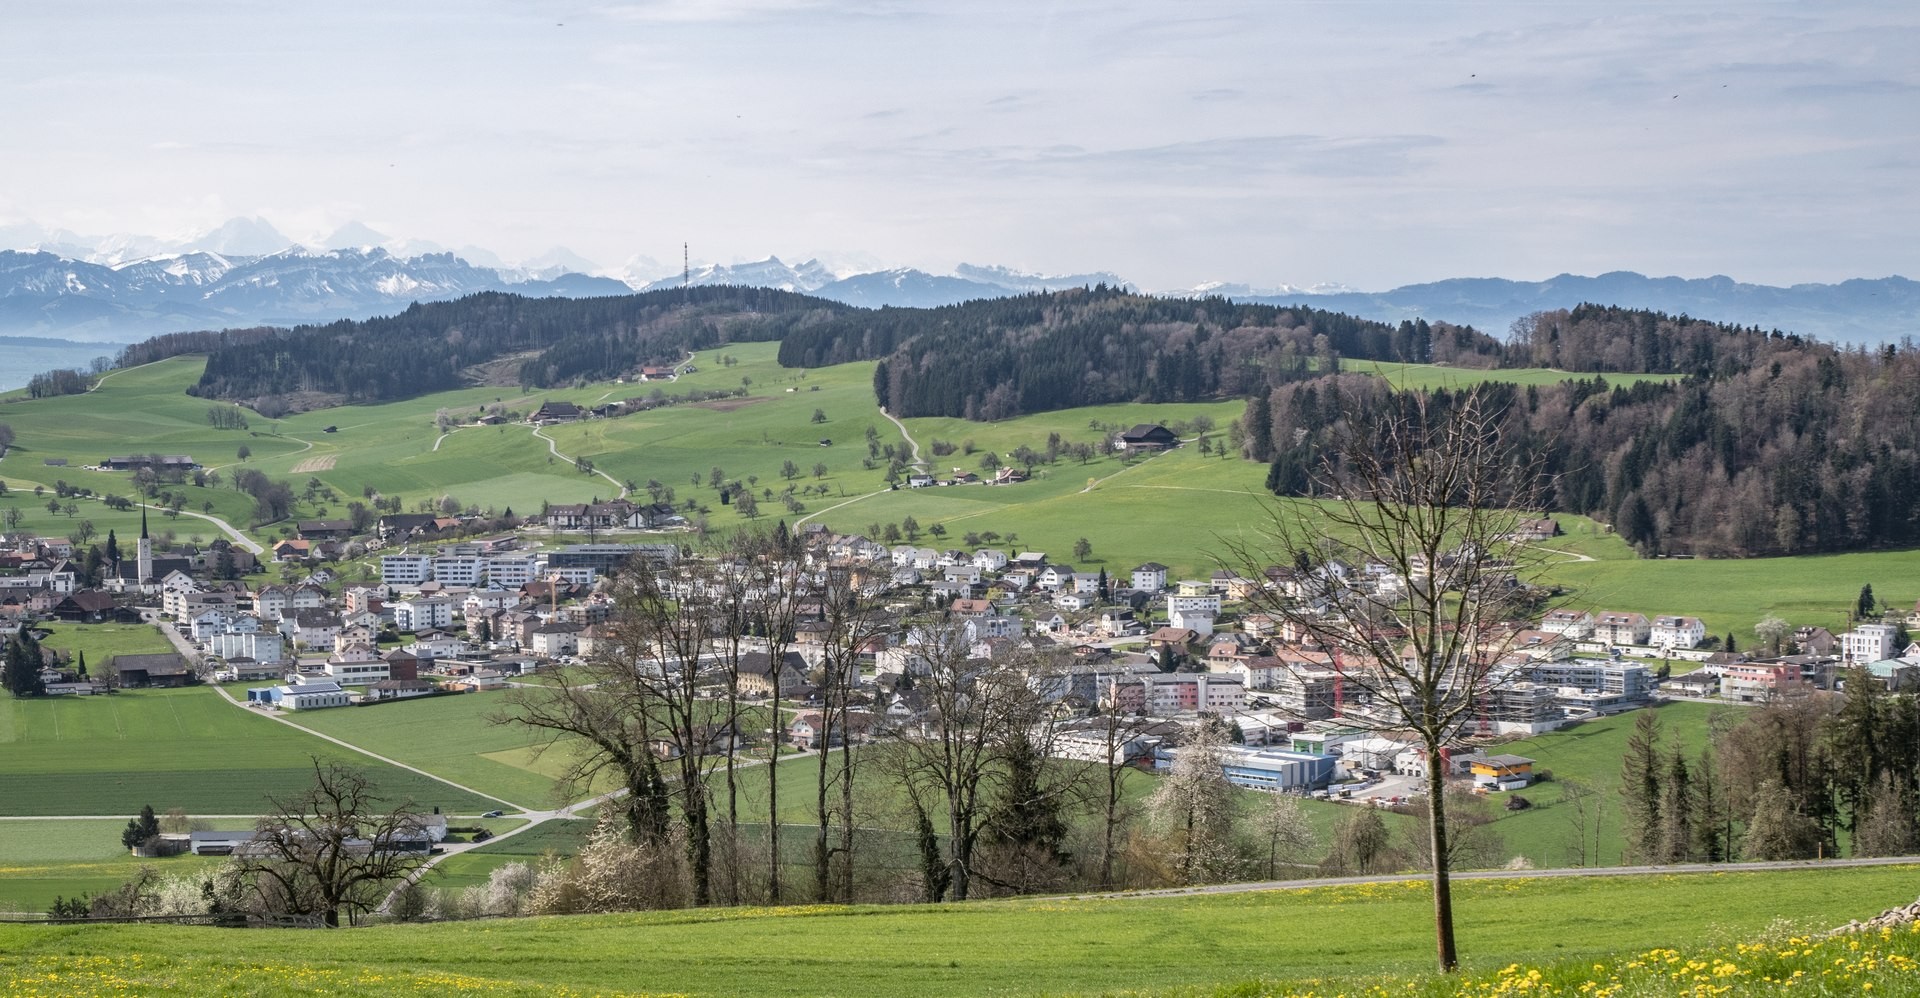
[136,505,153,585]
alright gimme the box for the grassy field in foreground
[1,866,1915,997]
[0,686,497,817]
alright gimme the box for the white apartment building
[431,556,489,587]
[1843,623,1900,665]
[380,555,434,587]
[1649,615,1706,649]
[487,555,541,588]
[393,597,455,632]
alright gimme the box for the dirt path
[1531,544,1598,563]
[531,426,628,497]
[878,406,924,468]
[83,358,166,392]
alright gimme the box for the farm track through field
[531,426,628,498]
[81,359,166,392]
[208,686,521,812]
[879,407,924,468]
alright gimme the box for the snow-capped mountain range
[0,216,1914,346]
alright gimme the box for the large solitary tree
[242,760,432,927]
[1224,385,1551,972]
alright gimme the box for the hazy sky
[2,1,1916,289]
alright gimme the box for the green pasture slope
[1,865,1914,996]
[1349,360,1686,391]
[0,685,497,817]
[1470,701,1723,867]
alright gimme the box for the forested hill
[1250,307,1920,558]
[165,287,850,407]
[778,286,1503,419]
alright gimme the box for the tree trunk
[815,726,833,901]
[1425,744,1458,972]
[768,682,782,903]
[837,703,855,901]
[725,684,740,905]
[948,801,971,901]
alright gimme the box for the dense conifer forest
[166,288,849,406]
[779,286,1502,419]
[1248,306,1920,557]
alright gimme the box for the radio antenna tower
[683,242,690,302]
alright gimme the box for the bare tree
[241,760,433,927]
[887,618,1047,901]
[1222,386,1551,972]
[1556,776,1606,867]
[1254,791,1317,880]
[810,565,892,901]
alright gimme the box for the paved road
[137,499,264,555]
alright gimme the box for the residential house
[735,651,811,697]
[1590,611,1651,646]
[1842,623,1900,665]
[1538,609,1594,639]
[1469,754,1535,791]
[1131,563,1169,593]
[1720,662,1805,702]
[1649,615,1706,649]
[529,623,583,659]
[971,549,1008,572]
[788,709,876,750]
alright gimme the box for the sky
[1,0,1916,290]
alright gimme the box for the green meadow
[0,819,223,915]
[0,865,1914,996]
[0,686,496,817]
[275,690,578,810]
[1349,360,1687,392]
[31,622,176,666]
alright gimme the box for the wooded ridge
[1249,306,1920,557]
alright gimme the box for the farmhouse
[1114,423,1178,454]
[100,454,197,472]
[113,653,192,688]
[531,401,584,423]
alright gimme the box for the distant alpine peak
[1167,279,1358,298]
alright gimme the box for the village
[9,470,1920,814]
